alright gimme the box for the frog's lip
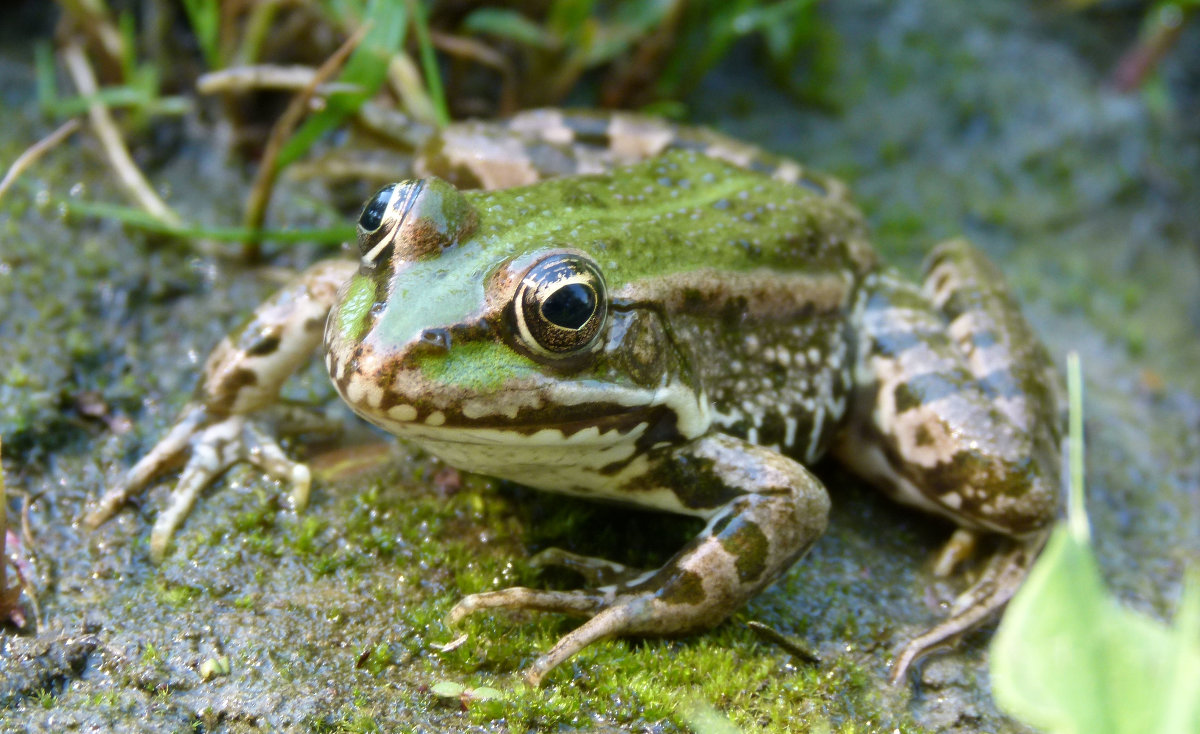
[411,406,665,439]
[362,402,678,445]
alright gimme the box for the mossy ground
[3,0,1200,732]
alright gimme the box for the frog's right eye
[511,252,608,361]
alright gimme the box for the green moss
[154,582,200,607]
[140,643,164,666]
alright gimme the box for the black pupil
[542,283,595,330]
[359,186,393,232]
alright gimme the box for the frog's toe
[145,415,312,562]
[890,534,1044,685]
[525,601,651,687]
[529,548,646,586]
[448,586,605,626]
[86,404,209,529]
[449,584,685,686]
[241,421,312,511]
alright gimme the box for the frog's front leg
[448,433,831,687]
[87,259,356,561]
[834,239,1062,683]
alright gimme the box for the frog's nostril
[419,328,452,351]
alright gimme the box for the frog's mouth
[361,400,683,447]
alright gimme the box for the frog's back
[466,150,875,463]
[466,151,875,291]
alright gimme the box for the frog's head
[325,178,709,460]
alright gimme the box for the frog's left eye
[513,253,608,360]
[358,184,397,235]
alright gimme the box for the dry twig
[0,119,81,204]
[241,25,369,260]
[197,65,360,96]
[62,42,181,226]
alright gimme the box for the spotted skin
[92,110,1061,687]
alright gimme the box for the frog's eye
[358,184,397,235]
[513,253,608,359]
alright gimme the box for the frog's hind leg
[834,239,1063,684]
[449,433,831,687]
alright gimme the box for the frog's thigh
[834,253,1059,536]
[614,433,831,633]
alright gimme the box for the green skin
[89,110,1062,688]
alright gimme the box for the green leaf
[990,353,1200,734]
[469,686,502,701]
[429,680,465,698]
[462,8,560,49]
[277,0,408,169]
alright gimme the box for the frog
[88,109,1063,687]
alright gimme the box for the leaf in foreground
[990,520,1200,733]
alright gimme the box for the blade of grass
[63,198,354,245]
[35,42,59,111]
[462,8,561,49]
[181,0,222,68]
[277,0,409,169]
[407,0,448,128]
[42,87,191,118]
[62,41,181,226]
[242,24,367,260]
[1066,352,1089,543]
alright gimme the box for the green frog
[88,110,1062,687]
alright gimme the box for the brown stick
[240,25,369,261]
[62,42,181,226]
[0,119,81,204]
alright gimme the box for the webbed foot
[889,531,1046,685]
[86,404,312,562]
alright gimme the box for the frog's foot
[529,548,648,586]
[448,582,687,688]
[86,404,311,563]
[930,528,980,577]
[889,531,1046,685]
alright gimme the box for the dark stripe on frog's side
[892,373,967,413]
[617,270,856,322]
